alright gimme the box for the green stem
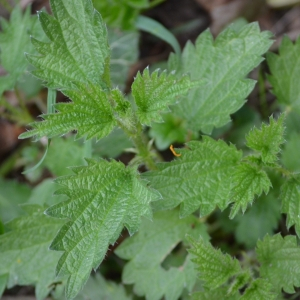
[47,89,56,114]
[272,165,292,177]
[22,89,56,175]
[132,131,157,170]
[116,114,158,170]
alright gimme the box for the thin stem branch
[116,113,159,170]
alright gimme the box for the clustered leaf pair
[1,0,300,299]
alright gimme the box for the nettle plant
[1,0,300,299]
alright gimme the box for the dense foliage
[1,0,300,299]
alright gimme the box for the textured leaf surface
[234,192,281,248]
[0,205,64,300]
[187,236,241,290]
[246,114,285,164]
[240,279,276,300]
[115,210,200,300]
[27,0,109,89]
[191,288,239,300]
[229,162,272,218]
[228,271,252,296]
[280,175,300,237]
[45,159,160,299]
[19,0,116,141]
[0,6,40,94]
[74,273,132,300]
[172,23,273,133]
[143,137,242,217]
[256,234,300,293]
[267,36,300,113]
[132,68,200,125]
[19,84,116,140]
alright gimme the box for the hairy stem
[116,113,159,171]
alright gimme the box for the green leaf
[240,279,277,300]
[267,36,300,113]
[115,210,200,300]
[281,132,300,172]
[229,162,272,219]
[228,271,252,296]
[0,6,40,94]
[0,205,65,300]
[187,235,242,290]
[256,234,300,293]
[225,105,261,149]
[284,110,300,137]
[136,15,181,55]
[109,28,139,91]
[230,18,249,33]
[26,0,109,90]
[111,88,131,116]
[0,179,31,223]
[93,128,133,158]
[22,139,51,175]
[19,0,116,141]
[17,72,43,98]
[171,23,273,133]
[143,137,242,217]
[0,220,4,235]
[132,68,201,125]
[19,84,116,141]
[191,288,240,300]
[74,273,132,300]
[0,274,8,298]
[93,0,150,30]
[45,159,160,299]
[245,114,285,164]
[149,112,198,150]
[28,179,67,206]
[280,175,300,237]
[234,192,281,248]
[43,138,86,176]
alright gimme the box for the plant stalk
[116,113,159,171]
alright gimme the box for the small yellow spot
[170,145,181,157]
[17,258,22,264]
